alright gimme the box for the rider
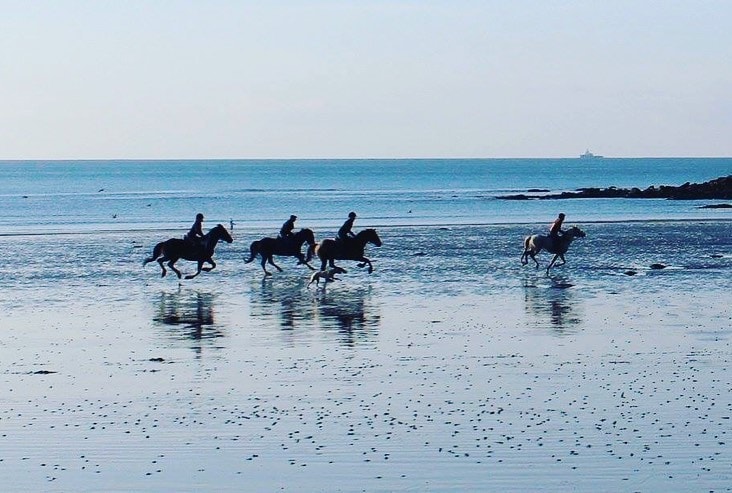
[279,214,297,239]
[549,213,565,246]
[185,213,205,247]
[337,211,357,242]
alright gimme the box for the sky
[1,1,731,160]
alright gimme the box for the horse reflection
[153,290,223,344]
[250,279,316,330]
[315,288,380,347]
[250,280,381,346]
[523,277,581,333]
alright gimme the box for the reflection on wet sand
[250,279,381,346]
[523,276,582,333]
[250,278,316,330]
[314,287,381,347]
[153,289,224,351]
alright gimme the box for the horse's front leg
[202,257,215,272]
[296,253,316,270]
[545,254,560,275]
[185,261,203,279]
[356,257,374,273]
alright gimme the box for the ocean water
[1,158,730,234]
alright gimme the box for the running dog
[307,266,347,288]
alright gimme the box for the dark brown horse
[244,228,316,276]
[312,228,382,273]
[521,225,586,274]
[143,224,233,279]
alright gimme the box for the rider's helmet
[558,213,565,219]
[290,215,297,220]
[348,211,357,219]
[196,213,204,221]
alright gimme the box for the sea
[1,158,732,492]
[1,157,731,234]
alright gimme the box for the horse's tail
[523,236,531,252]
[143,242,164,266]
[244,241,259,263]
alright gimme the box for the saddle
[277,235,296,253]
[184,236,206,255]
[546,234,562,252]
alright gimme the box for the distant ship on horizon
[580,149,604,159]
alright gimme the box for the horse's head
[567,226,586,239]
[357,228,382,247]
[297,228,316,246]
[210,224,234,243]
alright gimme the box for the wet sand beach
[1,222,731,492]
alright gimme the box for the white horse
[521,225,587,274]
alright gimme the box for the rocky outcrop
[497,175,732,201]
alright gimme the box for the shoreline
[1,215,731,237]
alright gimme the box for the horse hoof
[357,263,365,268]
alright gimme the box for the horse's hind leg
[267,257,283,273]
[167,260,182,279]
[521,250,531,265]
[157,259,167,277]
[528,252,539,268]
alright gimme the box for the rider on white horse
[549,213,565,248]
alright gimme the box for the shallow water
[1,221,731,491]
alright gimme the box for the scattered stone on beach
[149,357,166,362]
[649,263,667,270]
[624,270,637,276]
[710,254,723,258]
[32,370,57,375]
[413,252,426,257]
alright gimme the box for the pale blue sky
[1,1,731,159]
